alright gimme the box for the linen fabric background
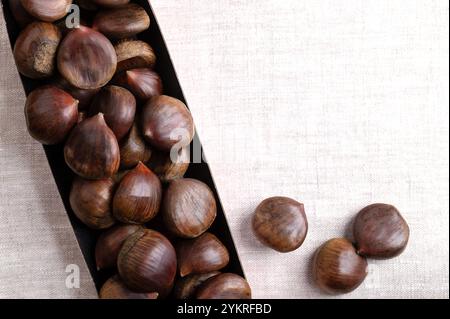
[0,0,448,298]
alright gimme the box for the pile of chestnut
[11,0,250,299]
[252,197,410,294]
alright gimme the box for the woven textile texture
[0,0,449,298]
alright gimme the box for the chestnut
[120,123,152,169]
[353,203,410,259]
[113,68,162,101]
[69,176,115,229]
[93,0,130,8]
[252,196,308,252]
[113,162,162,224]
[173,272,220,299]
[20,0,72,22]
[8,0,34,28]
[56,76,100,110]
[141,95,195,152]
[92,3,150,39]
[64,113,120,179]
[76,0,99,11]
[57,26,117,89]
[100,275,158,299]
[95,224,143,270]
[147,147,190,183]
[176,232,229,277]
[114,40,156,73]
[162,178,216,238]
[196,273,252,299]
[24,85,78,145]
[118,229,177,295]
[13,22,61,79]
[313,238,368,294]
[90,85,136,141]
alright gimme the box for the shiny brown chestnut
[114,40,156,73]
[69,176,115,229]
[57,26,117,89]
[64,113,120,179]
[173,272,220,299]
[20,0,72,22]
[92,3,150,39]
[56,76,99,110]
[162,178,216,238]
[196,273,252,299]
[90,85,136,141]
[252,196,308,252]
[113,162,162,224]
[176,233,229,277]
[24,85,78,145]
[142,95,195,152]
[77,111,87,123]
[118,229,177,295]
[113,68,162,101]
[313,238,368,294]
[93,0,130,8]
[8,0,34,27]
[100,275,158,299]
[353,203,410,259]
[95,224,143,270]
[120,123,152,169]
[13,22,61,79]
[147,147,190,183]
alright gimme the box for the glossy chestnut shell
[56,76,100,110]
[13,22,61,79]
[93,0,130,8]
[252,196,308,252]
[173,272,220,299]
[64,113,120,179]
[95,224,143,270]
[113,162,162,224]
[118,229,177,295]
[313,238,368,294]
[162,178,217,238]
[120,123,152,169]
[69,176,115,229]
[24,85,78,145]
[353,203,410,259]
[20,0,72,22]
[92,3,150,39]
[8,0,34,28]
[141,95,195,152]
[57,26,117,89]
[113,68,162,101]
[196,273,252,299]
[147,147,190,183]
[176,232,229,277]
[99,275,158,299]
[114,40,156,73]
[90,85,136,141]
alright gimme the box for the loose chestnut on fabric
[113,68,162,101]
[118,229,177,294]
[8,0,34,28]
[92,3,150,39]
[196,273,252,299]
[69,177,115,229]
[252,196,308,252]
[353,203,410,259]
[100,275,158,299]
[114,40,156,73]
[142,95,195,152]
[120,123,152,169]
[113,162,162,224]
[313,238,368,294]
[57,26,117,89]
[147,147,190,183]
[95,224,143,270]
[24,85,78,145]
[162,178,216,238]
[64,113,120,179]
[173,272,220,299]
[20,0,72,22]
[13,22,61,79]
[90,85,136,141]
[176,232,229,277]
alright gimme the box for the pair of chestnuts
[12,0,250,299]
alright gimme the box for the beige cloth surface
[0,0,449,299]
